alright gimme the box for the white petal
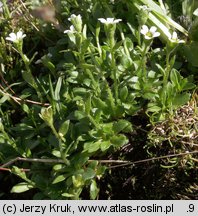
[178,39,185,43]
[98,18,107,24]
[153,32,160,37]
[172,31,177,40]
[70,14,76,19]
[5,37,13,41]
[153,33,160,37]
[17,31,23,39]
[114,19,122,23]
[107,18,114,23]
[144,35,152,40]
[22,34,26,39]
[64,25,75,33]
[9,33,17,41]
[70,25,75,31]
[68,14,76,21]
[140,29,147,35]
[150,26,157,34]
[142,25,148,32]
[141,25,149,35]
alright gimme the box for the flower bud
[39,106,53,126]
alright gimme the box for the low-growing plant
[0,0,197,199]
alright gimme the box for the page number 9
[188,204,194,212]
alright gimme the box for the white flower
[140,25,160,40]
[168,31,185,44]
[6,31,26,43]
[68,14,82,32]
[64,25,76,34]
[68,14,82,22]
[98,18,122,25]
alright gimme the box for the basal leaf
[172,93,190,108]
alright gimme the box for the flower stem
[136,41,150,78]
[19,51,43,101]
[110,50,118,103]
[163,51,171,86]
[163,46,177,87]
[50,124,70,165]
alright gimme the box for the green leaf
[170,69,181,90]
[70,152,89,166]
[172,93,190,108]
[183,42,198,67]
[90,180,99,200]
[113,40,123,51]
[113,120,132,134]
[84,141,100,153]
[73,87,88,97]
[59,120,70,136]
[114,105,125,117]
[22,104,30,114]
[12,166,30,182]
[52,175,66,184]
[120,86,128,101]
[189,18,198,41]
[147,104,162,113]
[0,95,10,104]
[100,140,111,151]
[88,160,98,170]
[110,134,128,147]
[83,168,95,180]
[21,70,38,89]
[85,94,92,115]
[11,182,34,193]
[81,38,91,55]
[45,61,55,74]
[62,193,75,198]
[55,77,62,102]
[181,81,196,91]
[92,96,108,110]
[52,150,61,158]
[96,165,106,177]
[94,109,102,123]
[101,122,113,134]
[53,164,65,171]
[74,111,87,120]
